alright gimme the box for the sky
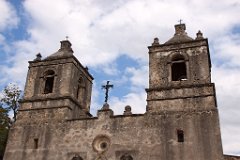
[0,0,240,156]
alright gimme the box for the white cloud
[14,0,239,75]
[0,40,39,87]
[9,0,240,70]
[212,65,240,155]
[110,92,147,115]
[212,34,240,67]
[0,33,9,52]
[90,82,102,115]
[100,63,121,76]
[0,0,19,68]
[0,0,19,31]
[125,65,148,88]
[105,64,148,114]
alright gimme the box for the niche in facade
[72,155,83,160]
[177,129,184,142]
[120,154,133,160]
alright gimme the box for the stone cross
[102,81,113,103]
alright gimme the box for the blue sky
[0,0,240,155]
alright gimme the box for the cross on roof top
[102,81,113,103]
[178,19,183,24]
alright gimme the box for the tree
[0,104,10,159]
[0,83,21,159]
[1,83,22,122]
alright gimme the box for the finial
[66,36,69,40]
[34,53,42,61]
[123,105,132,115]
[102,103,110,110]
[196,30,204,40]
[152,37,160,46]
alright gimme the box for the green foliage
[1,83,22,122]
[0,83,21,159]
[0,104,10,159]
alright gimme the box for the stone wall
[4,108,223,160]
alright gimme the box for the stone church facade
[3,24,239,160]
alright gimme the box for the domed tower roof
[45,40,73,60]
[164,23,193,44]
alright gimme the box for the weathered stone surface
[4,110,223,160]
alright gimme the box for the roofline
[29,55,94,80]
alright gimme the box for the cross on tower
[102,81,113,103]
[178,19,183,24]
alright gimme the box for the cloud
[8,0,240,70]
[92,60,121,76]
[212,34,240,67]
[212,65,240,155]
[0,40,40,87]
[0,0,19,56]
[0,34,9,53]
[106,64,148,114]
[0,0,19,31]
[125,65,148,88]
[89,82,102,115]
[110,92,147,115]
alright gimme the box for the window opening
[76,84,80,98]
[120,154,133,160]
[34,138,38,149]
[171,54,187,81]
[44,70,55,94]
[100,142,108,150]
[177,129,184,142]
[44,77,54,93]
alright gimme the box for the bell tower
[145,23,224,160]
[146,23,214,113]
[18,40,93,123]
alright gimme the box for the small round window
[92,135,111,153]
